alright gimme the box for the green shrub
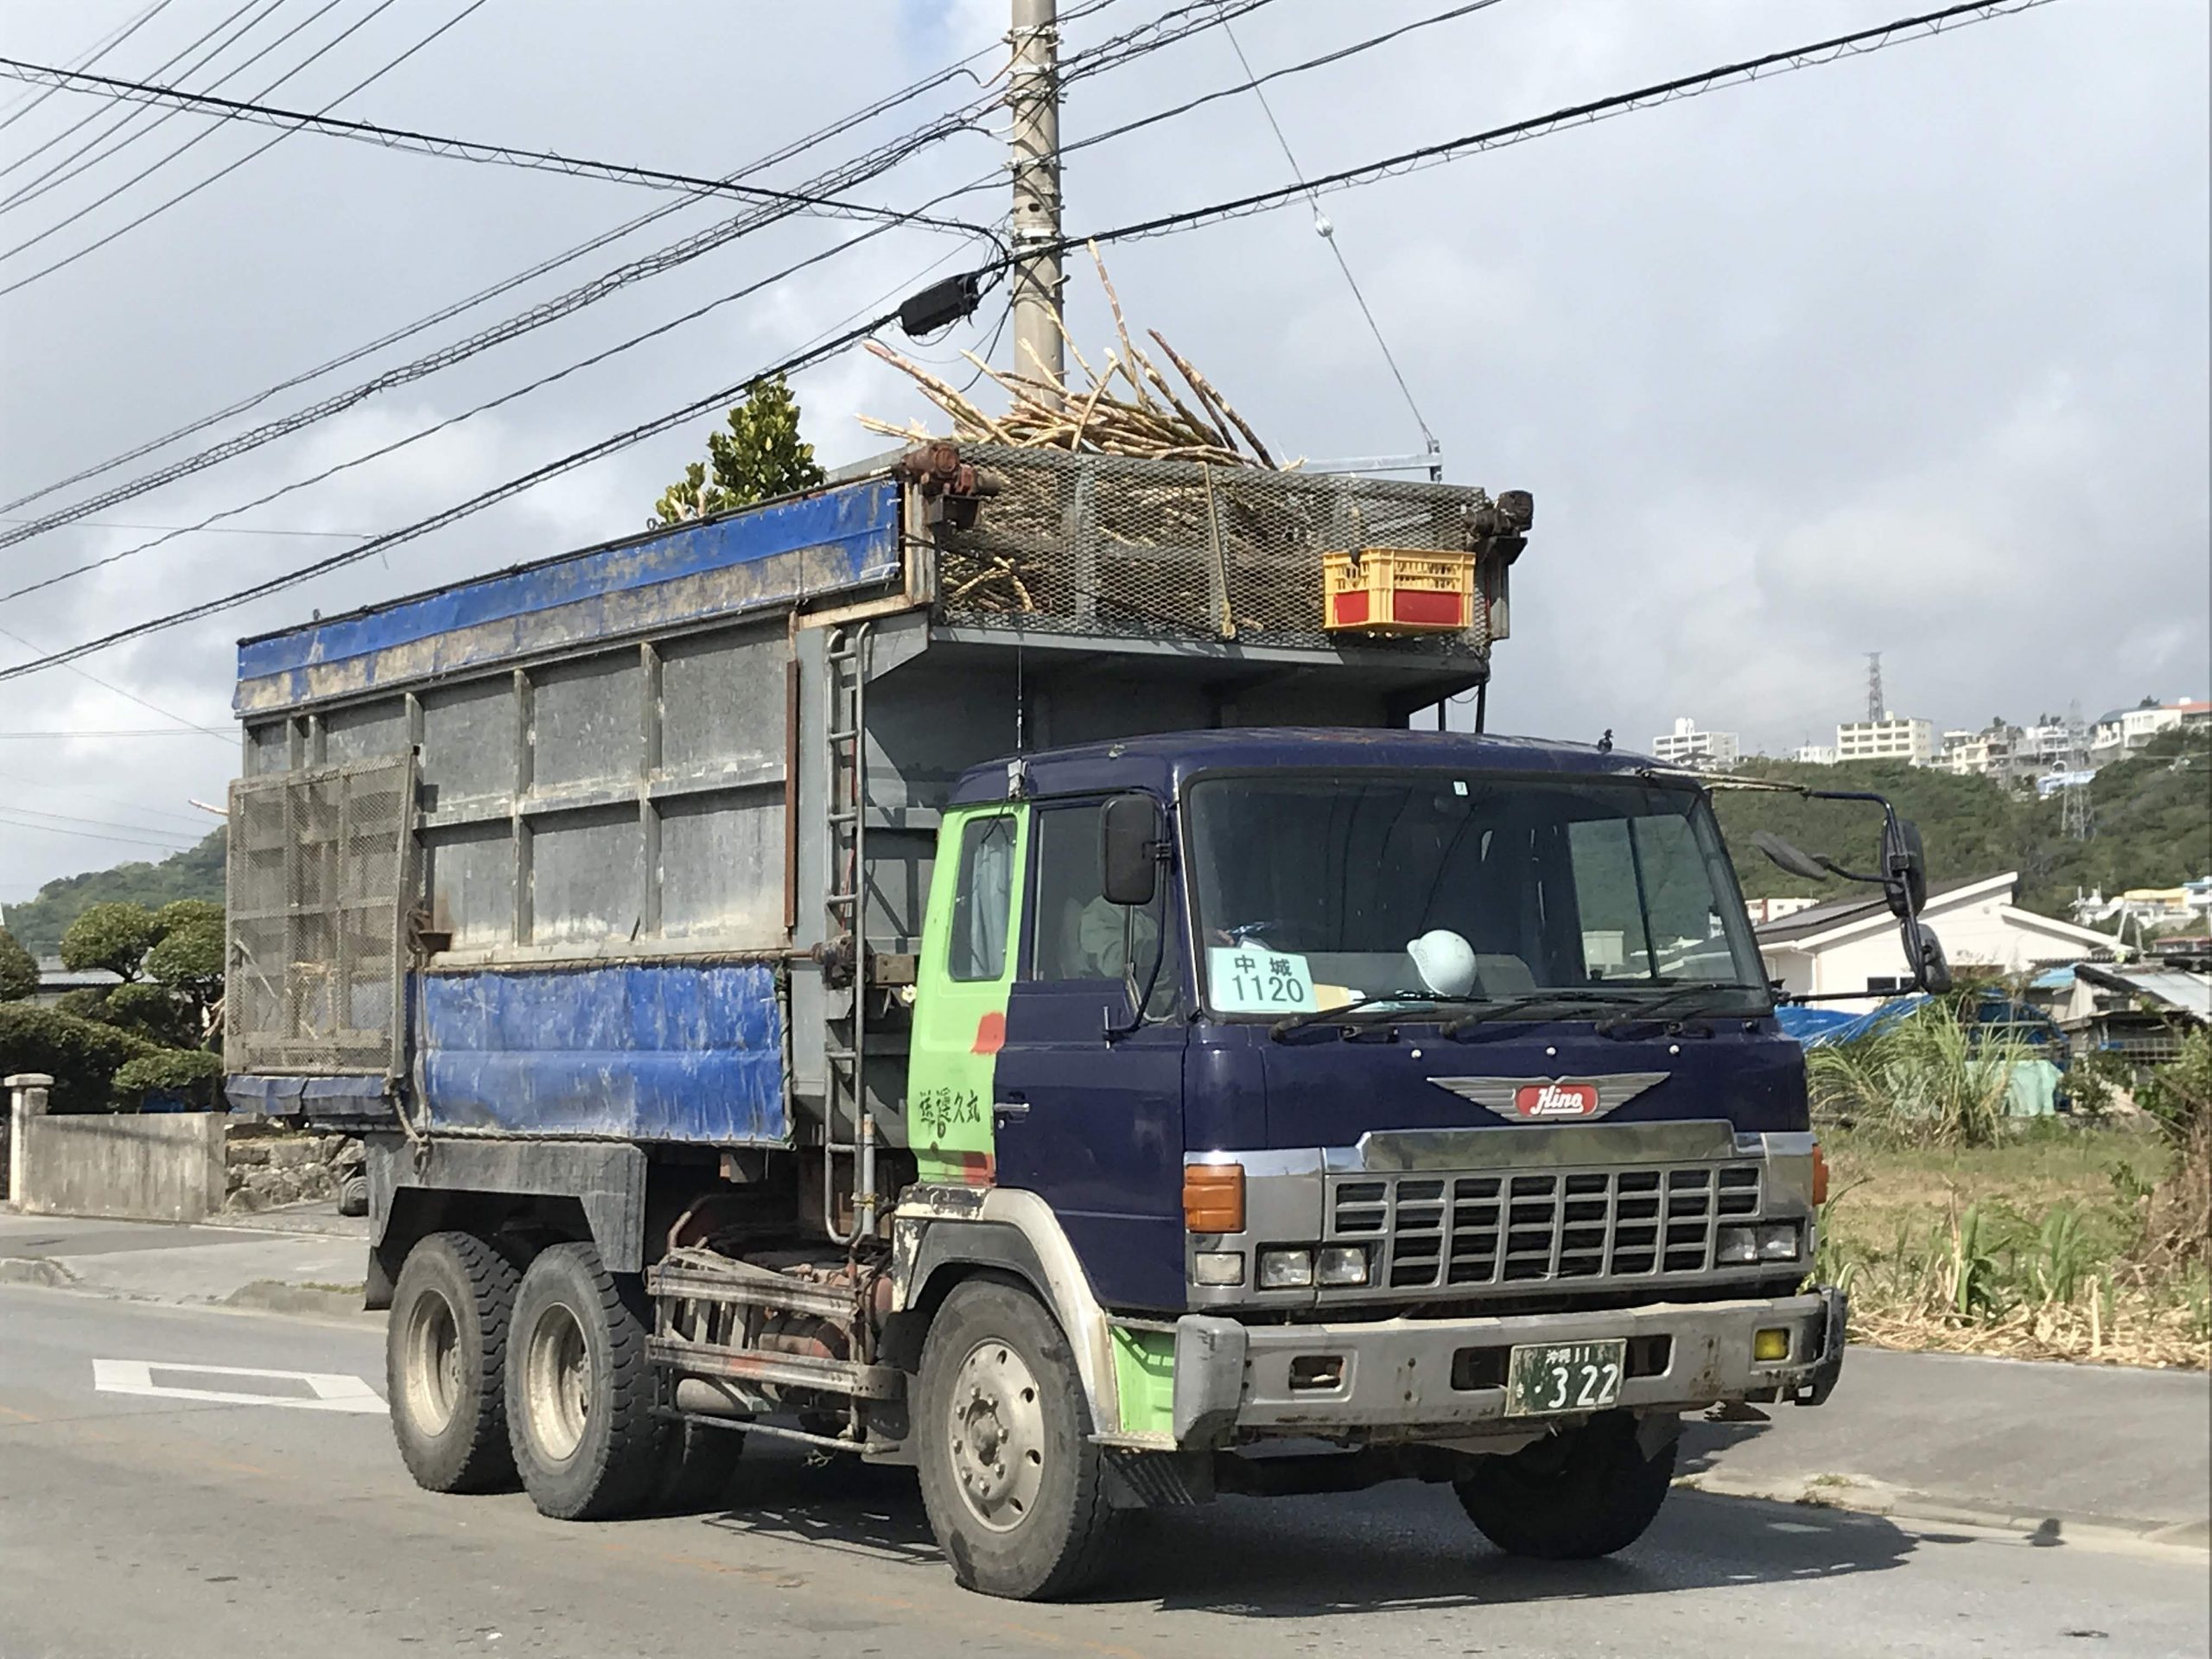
[0,927,36,1002]
[0,1003,156,1112]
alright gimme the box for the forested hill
[2,831,226,957]
[1707,728,2210,918]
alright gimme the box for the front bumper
[1172,1287,1847,1448]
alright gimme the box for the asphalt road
[1,1284,2204,1659]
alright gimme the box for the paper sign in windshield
[1208,946,1317,1014]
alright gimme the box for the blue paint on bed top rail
[418,960,789,1144]
[235,480,899,712]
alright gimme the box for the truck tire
[1454,1412,1676,1560]
[505,1242,659,1521]
[336,1173,369,1217]
[386,1230,520,1493]
[914,1278,1116,1600]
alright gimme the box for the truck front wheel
[914,1279,1116,1600]
[506,1243,659,1521]
[386,1231,520,1493]
[1454,1412,1676,1560]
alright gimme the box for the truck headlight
[1192,1250,1245,1287]
[1258,1249,1313,1289]
[1757,1224,1801,1262]
[1716,1225,1759,1265]
[1316,1246,1370,1287]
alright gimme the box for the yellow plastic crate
[1322,548,1477,635]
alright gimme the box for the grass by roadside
[1819,1122,2209,1370]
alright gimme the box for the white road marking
[92,1359,387,1414]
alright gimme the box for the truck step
[647,1335,900,1401]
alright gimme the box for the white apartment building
[1938,729,1993,775]
[1649,717,1739,770]
[2091,698,2208,765]
[1834,715,1934,765]
[1792,744,1835,765]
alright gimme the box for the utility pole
[1008,0,1064,402]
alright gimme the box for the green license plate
[1505,1339,1627,1417]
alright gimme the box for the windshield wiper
[1270,992,1484,1040]
[1592,982,1771,1035]
[1434,991,1650,1038]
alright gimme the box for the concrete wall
[11,1111,227,1224]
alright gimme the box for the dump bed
[224,445,1529,1146]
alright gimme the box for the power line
[1214,4,1455,462]
[0,802,201,842]
[0,516,369,537]
[0,52,1011,237]
[0,0,265,175]
[0,729,229,740]
[0,203,988,607]
[0,0,1262,550]
[0,23,1041,520]
[0,616,232,741]
[0,0,2053,684]
[0,0,492,298]
[1,0,358,219]
[1042,0,2061,257]
[0,302,939,683]
[0,810,208,852]
[0,0,177,131]
[0,769,217,830]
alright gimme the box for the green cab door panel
[908,806,1027,1185]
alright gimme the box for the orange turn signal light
[1183,1162,1245,1234]
[1812,1143,1830,1208]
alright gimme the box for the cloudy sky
[0,0,2203,905]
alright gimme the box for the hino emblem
[1427,1072,1669,1122]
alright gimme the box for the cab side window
[947,815,1015,982]
[1030,803,1169,1004]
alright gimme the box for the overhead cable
[2,0,358,218]
[0,302,934,681]
[1213,4,1458,458]
[0,0,2055,682]
[0,0,177,132]
[0,209,988,606]
[0,53,1008,238]
[0,0,263,175]
[1047,0,2062,257]
[0,0,1262,544]
[0,0,494,297]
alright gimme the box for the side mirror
[1884,817,1929,919]
[1914,926,1954,995]
[1752,830,1833,884]
[1100,794,1160,907]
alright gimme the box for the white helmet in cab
[1407,928,1478,998]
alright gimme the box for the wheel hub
[524,1303,592,1464]
[945,1340,1046,1533]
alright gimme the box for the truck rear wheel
[386,1230,519,1493]
[506,1243,659,1521]
[1454,1412,1676,1560]
[914,1279,1116,1600]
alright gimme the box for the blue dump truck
[224,443,1941,1599]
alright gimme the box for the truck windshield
[1185,771,1767,1017]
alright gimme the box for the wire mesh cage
[226,753,416,1077]
[934,447,1511,651]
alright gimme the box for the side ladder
[821,622,877,1245]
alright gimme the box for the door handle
[993,1099,1030,1122]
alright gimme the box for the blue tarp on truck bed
[419,961,788,1143]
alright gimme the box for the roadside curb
[223,1279,372,1320]
[0,1256,76,1291]
[1678,1469,2211,1554]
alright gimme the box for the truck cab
[884,730,1840,1588]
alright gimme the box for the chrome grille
[1330,1162,1764,1292]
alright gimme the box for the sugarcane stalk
[1150,329,1276,468]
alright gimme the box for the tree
[146,906,224,1035]
[649,375,825,527]
[60,901,162,981]
[0,927,36,1001]
[0,1003,154,1113]
[113,1046,224,1109]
